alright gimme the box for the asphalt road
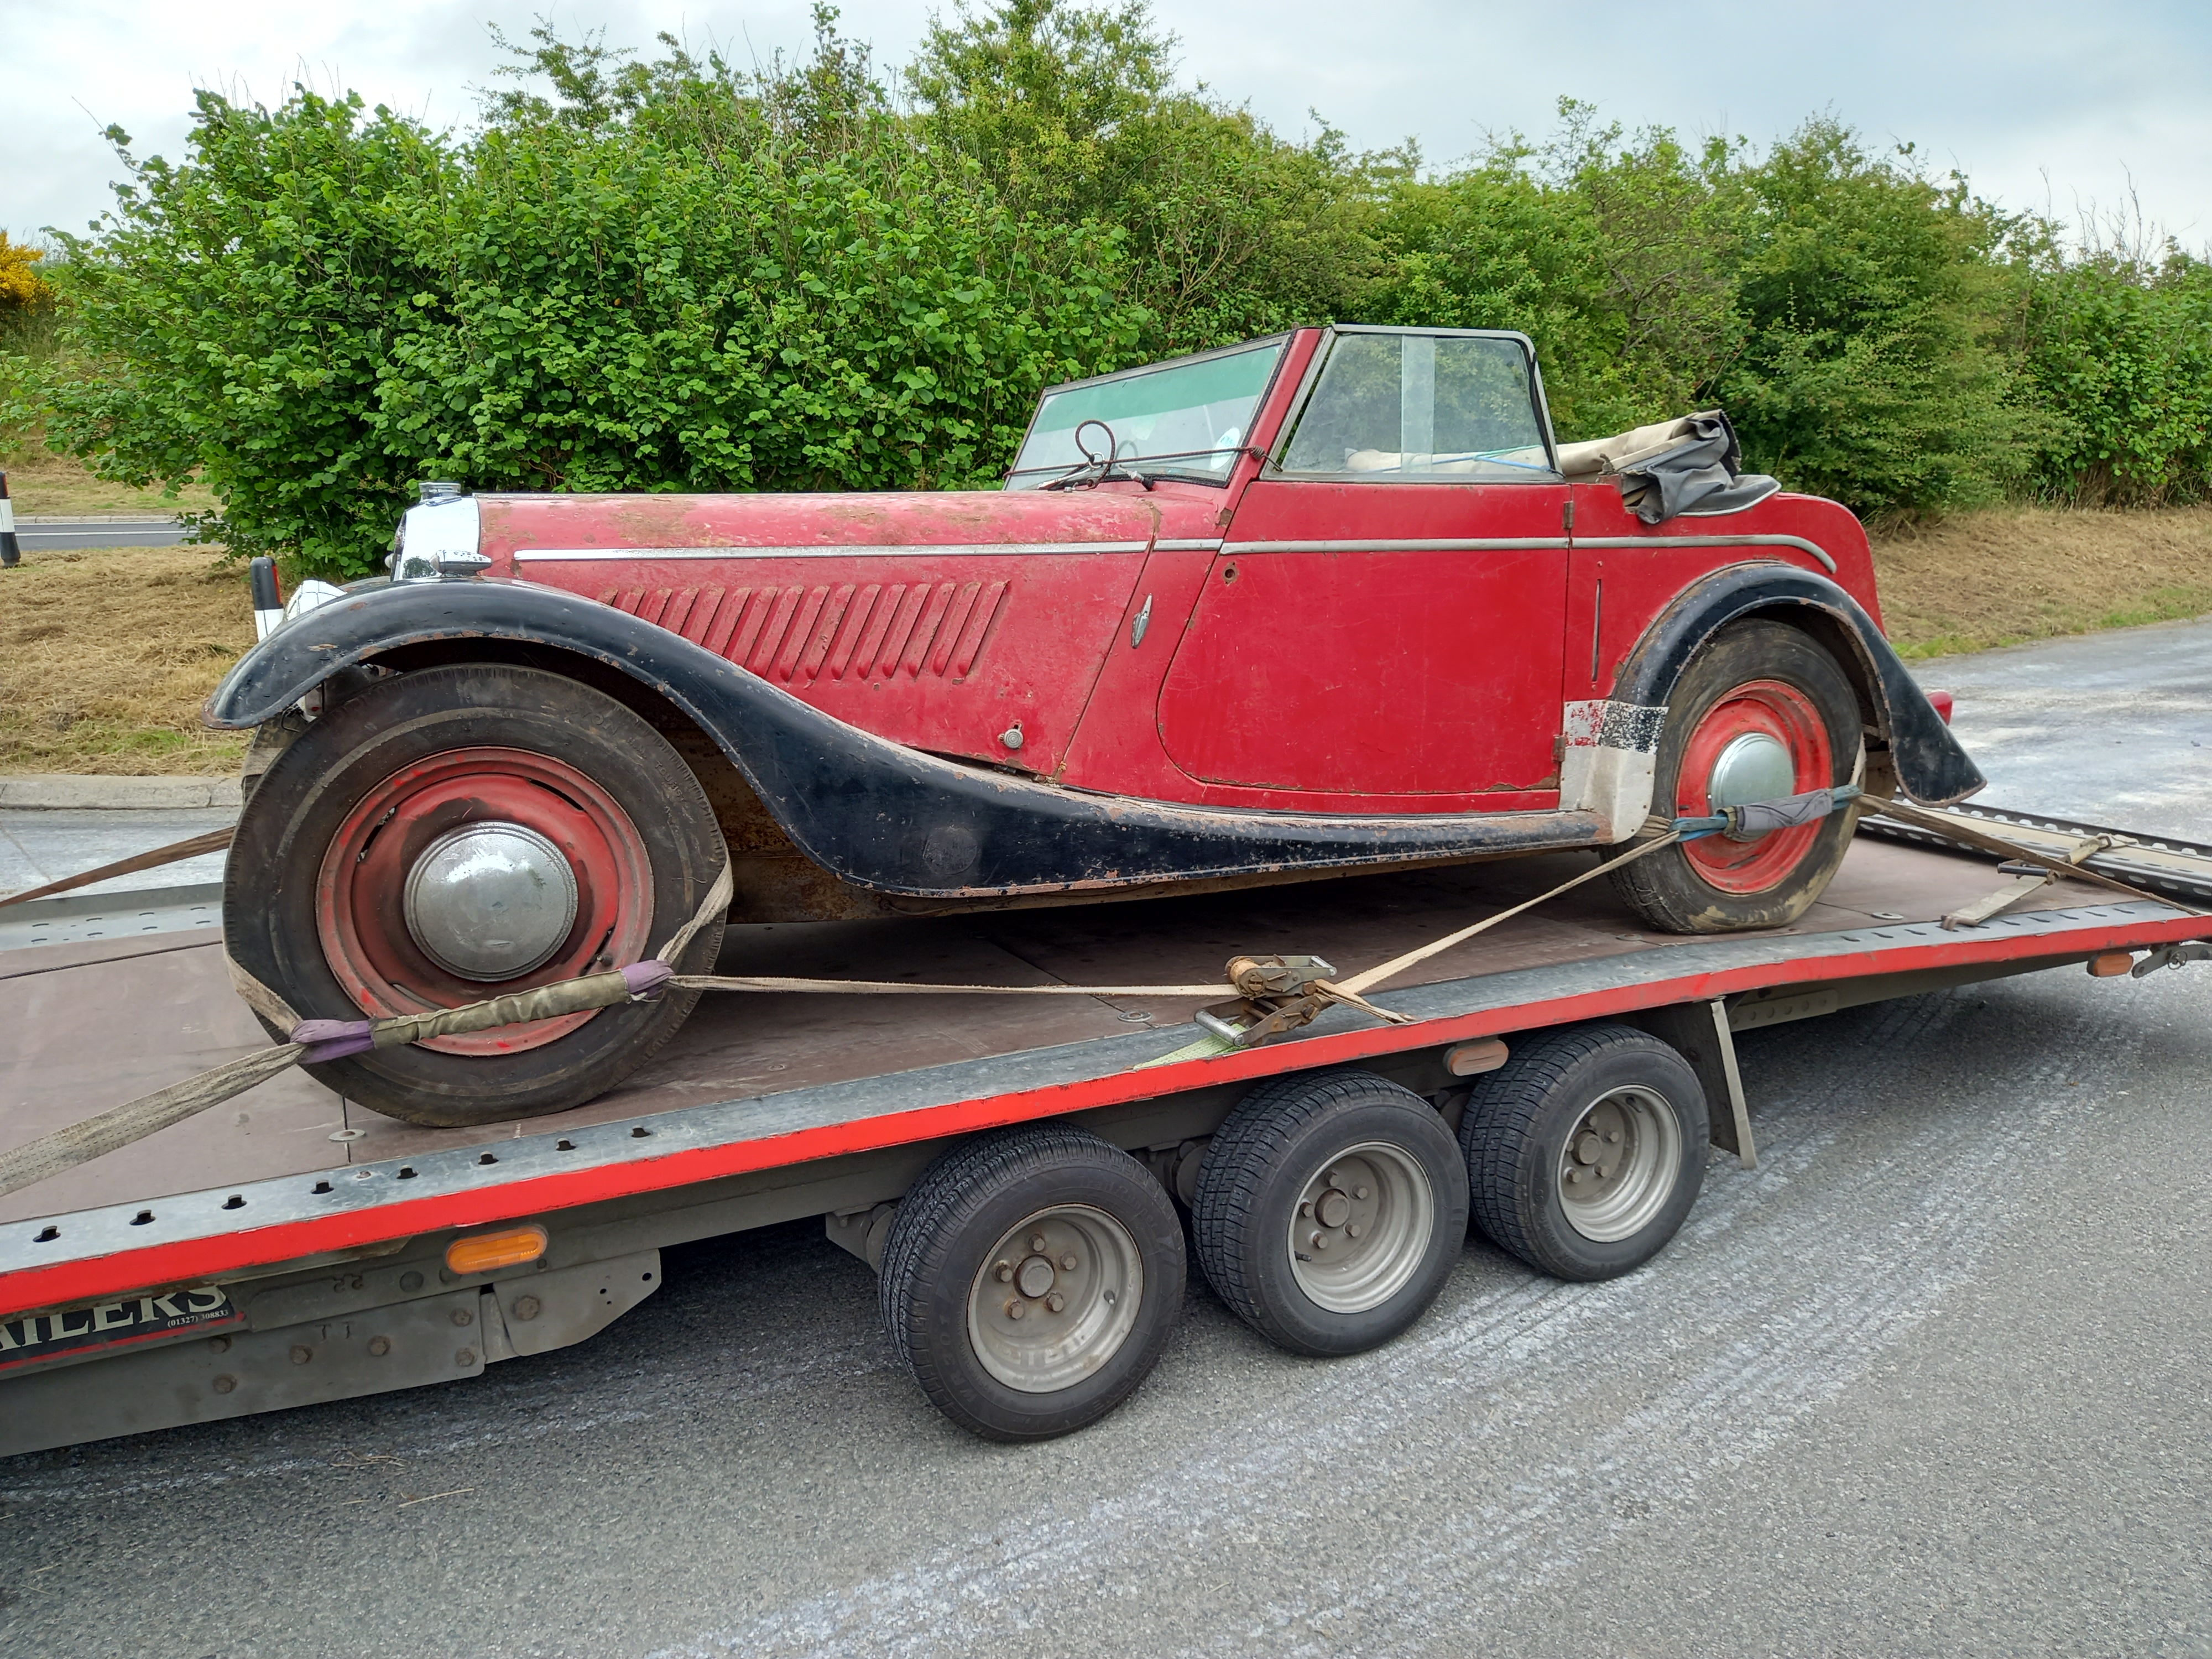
[2,622,2209,1659]
[11,517,190,551]
[1917,617,2212,841]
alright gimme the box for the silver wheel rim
[1557,1086,1682,1243]
[402,820,580,982]
[966,1204,1144,1394]
[1285,1141,1436,1314]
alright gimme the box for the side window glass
[1277,333,1554,479]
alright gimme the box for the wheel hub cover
[1707,731,1796,821]
[403,821,580,982]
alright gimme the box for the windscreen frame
[1264,325,1563,484]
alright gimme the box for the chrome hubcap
[1287,1142,1434,1314]
[1707,731,1796,840]
[1557,1086,1682,1243]
[967,1206,1143,1393]
[401,821,580,982]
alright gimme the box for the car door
[1154,329,1572,806]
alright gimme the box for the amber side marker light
[2087,952,2135,978]
[446,1224,548,1276]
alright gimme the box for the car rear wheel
[223,664,727,1126]
[1611,620,1862,933]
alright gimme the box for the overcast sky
[6,0,2209,254]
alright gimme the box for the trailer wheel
[1611,620,1862,933]
[1192,1071,1467,1357]
[224,664,726,1126]
[879,1124,1186,1441]
[1460,1025,1707,1281]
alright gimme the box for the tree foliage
[28,1,2212,577]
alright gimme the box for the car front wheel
[223,663,727,1125]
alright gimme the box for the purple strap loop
[290,1017,376,1064]
[624,959,675,999]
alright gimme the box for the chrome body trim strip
[1574,534,1838,573]
[514,532,1829,569]
[1223,538,1572,554]
[1217,533,1837,573]
[514,541,1155,562]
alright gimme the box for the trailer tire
[1460,1025,1707,1281]
[1611,620,1862,933]
[225,664,726,1125]
[879,1124,1185,1441]
[1192,1070,1467,1357]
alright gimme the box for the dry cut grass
[1872,505,2212,657]
[1,545,253,774]
[1,440,218,518]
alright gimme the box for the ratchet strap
[1872,798,2197,919]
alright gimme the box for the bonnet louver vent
[601,581,1009,683]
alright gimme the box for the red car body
[213,325,1979,920]
[487,330,1879,815]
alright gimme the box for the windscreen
[1277,333,1554,479]
[1006,341,1285,488]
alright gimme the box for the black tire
[1611,620,1862,933]
[1192,1070,1468,1357]
[225,664,726,1126]
[879,1124,1186,1441]
[1461,1025,1707,1281]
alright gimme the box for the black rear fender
[1611,563,1984,807]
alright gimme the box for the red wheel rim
[315,747,654,1055]
[1676,679,1834,895]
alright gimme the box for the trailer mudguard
[206,579,1610,898]
[1611,562,1984,807]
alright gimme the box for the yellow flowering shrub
[0,234,53,310]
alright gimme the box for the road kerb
[0,775,244,810]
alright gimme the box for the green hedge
[17,4,2210,579]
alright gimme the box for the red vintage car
[211,325,1980,1122]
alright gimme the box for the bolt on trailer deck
[2,807,2209,1453]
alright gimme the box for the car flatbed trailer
[3,806,2209,1454]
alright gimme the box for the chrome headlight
[390,484,483,581]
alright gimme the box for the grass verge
[1,545,252,775]
[1872,505,2212,657]
[1,439,218,518]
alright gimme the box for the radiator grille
[597,581,1010,682]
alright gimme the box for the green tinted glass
[1008,343,1284,486]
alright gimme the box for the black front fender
[209,580,1613,897]
[1610,562,1985,806]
